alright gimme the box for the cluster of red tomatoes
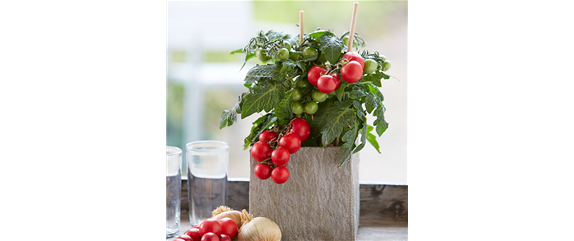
[251,118,311,184]
[174,218,238,241]
[307,52,366,94]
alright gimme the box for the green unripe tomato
[278,48,289,60]
[342,36,357,48]
[363,59,378,74]
[283,42,291,50]
[290,89,303,102]
[297,79,310,89]
[383,60,391,71]
[311,90,328,102]
[304,102,318,115]
[256,49,270,61]
[291,102,304,114]
[302,47,318,61]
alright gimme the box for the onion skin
[237,217,282,241]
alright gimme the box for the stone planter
[249,147,360,241]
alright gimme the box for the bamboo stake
[347,2,359,52]
[299,11,304,44]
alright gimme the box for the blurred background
[167,1,407,185]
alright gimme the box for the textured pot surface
[249,147,360,241]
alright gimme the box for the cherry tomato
[289,51,301,61]
[290,89,303,102]
[250,141,272,162]
[271,166,290,184]
[256,49,269,62]
[192,224,201,229]
[317,75,340,94]
[363,59,378,74]
[311,90,329,102]
[302,47,318,61]
[297,79,310,89]
[177,235,193,241]
[331,72,340,82]
[283,42,291,50]
[259,129,277,142]
[217,218,238,238]
[342,52,364,69]
[291,102,304,114]
[304,102,318,115]
[340,61,363,83]
[271,147,290,166]
[307,66,327,86]
[278,48,289,60]
[287,118,310,142]
[199,219,222,236]
[219,234,231,241]
[201,232,220,241]
[278,133,301,154]
[342,36,357,48]
[383,60,391,71]
[183,228,201,241]
[254,163,272,180]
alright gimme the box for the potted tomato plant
[219,28,392,240]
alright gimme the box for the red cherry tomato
[307,66,327,86]
[201,232,220,241]
[271,166,290,184]
[317,75,340,94]
[287,118,310,142]
[192,223,201,229]
[254,163,272,180]
[342,52,365,69]
[177,235,193,241]
[199,219,222,236]
[250,141,272,162]
[183,228,201,241]
[278,133,301,154]
[217,218,238,238]
[258,129,277,142]
[340,61,363,83]
[219,234,231,241]
[331,72,340,82]
[271,147,290,166]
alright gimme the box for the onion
[237,209,281,241]
[212,206,243,229]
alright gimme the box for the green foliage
[220,28,394,165]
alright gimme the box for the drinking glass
[166,146,182,238]
[186,141,229,225]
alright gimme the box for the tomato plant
[221,28,393,167]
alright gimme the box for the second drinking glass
[185,141,229,225]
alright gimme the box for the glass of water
[186,141,229,225]
[166,146,182,238]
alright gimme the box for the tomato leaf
[339,120,359,166]
[373,105,389,136]
[243,113,277,149]
[365,93,378,114]
[311,101,356,147]
[353,121,368,154]
[318,32,345,64]
[366,132,381,154]
[240,51,256,71]
[361,71,385,87]
[274,92,293,125]
[219,97,242,129]
[241,84,285,118]
[244,64,282,85]
[335,82,348,101]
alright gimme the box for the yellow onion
[237,209,281,241]
[211,206,243,229]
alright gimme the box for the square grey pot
[249,147,360,241]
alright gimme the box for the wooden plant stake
[347,2,359,52]
[299,10,304,44]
